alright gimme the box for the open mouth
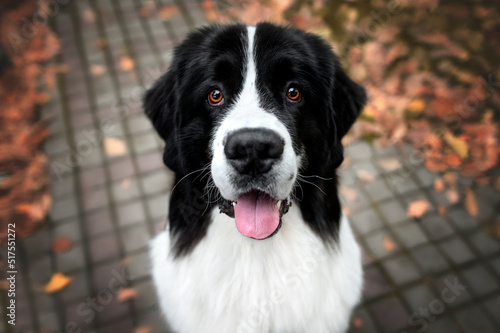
[218,190,291,240]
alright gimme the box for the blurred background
[0,0,499,332]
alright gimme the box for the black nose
[224,128,285,175]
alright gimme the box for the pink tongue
[234,191,280,239]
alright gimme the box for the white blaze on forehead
[210,25,299,201]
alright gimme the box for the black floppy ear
[329,64,366,168]
[332,65,367,139]
[143,71,181,171]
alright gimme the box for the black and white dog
[145,23,366,333]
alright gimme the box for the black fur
[144,23,366,256]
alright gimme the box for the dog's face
[144,23,366,255]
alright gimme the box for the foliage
[0,0,59,241]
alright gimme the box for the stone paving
[3,1,500,332]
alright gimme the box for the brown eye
[208,89,224,105]
[286,87,301,102]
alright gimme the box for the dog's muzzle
[217,127,292,240]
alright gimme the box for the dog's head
[145,23,366,256]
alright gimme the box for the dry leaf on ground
[138,1,155,17]
[353,317,363,328]
[0,280,8,290]
[95,38,108,49]
[83,9,95,23]
[437,206,446,216]
[134,326,153,333]
[464,188,478,217]
[44,273,72,294]
[446,188,459,204]
[444,131,468,159]
[383,235,396,252]
[339,186,359,202]
[104,137,127,157]
[120,56,135,72]
[158,4,178,20]
[434,178,444,192]
[117,288,138,302]
[408,200,430,218]
[121,178,131,190]
[90,64,106,76]
[378,158,400,171]
[356,169,376,183]
[51,237,74,253]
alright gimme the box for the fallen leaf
[158,4,178,20]
[342,207,351,217]
[383,235,396,252]
[434,178,444,192]
[44,273,72,294]
[356,169,376,183]
[437,206,446,216]
[121,178,130,189]
[117,288,138,302]
[104,137,127,157]
[134,326,153,333]
[408,200,430,218]
[443,154,461,167]
[378,158,400,171]
[444,131,468,159]
[446,188,459,203]
[95,38,108,49]
[138,1,155,17]
[90,64,106,76]
[464,188,478,217]
[408,99,426,113]
[339,186,359,202]
[353,317,363,328]
[83,9,95,23]
[120,56,135,72]
[51,237,74,253]
[0,280,8,290]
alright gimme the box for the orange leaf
[51,237,74,254]
[353,317,363,328]
[356,169,376,183]
[383,235,396,252]
[443,154,461,167]
[437,206,446,216]
[138,1,155,17]
[434,178,444,192]
[134,326,153,333]
[408,99,426,113]
[120,56,135,72]
[104,137,127,157]
[378,158,400,171]
[446,188,459,204]
[44,273,72,294]
[339,186,359,202]
[117,288,138,302]
[464,188,478,217]
[158,4,178,20]
[407,200,430,218]
[90,64,106,76]
[95,38,108,49]
[83,9,95,23]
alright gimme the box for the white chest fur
[150,204,362,333]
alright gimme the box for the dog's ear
[332,65,366,138]
[143,70,181,171]
[329,64,366,168]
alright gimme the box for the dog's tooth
[277,200,282,209]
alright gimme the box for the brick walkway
[5,1,500,332]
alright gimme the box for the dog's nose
[224,128,284,175]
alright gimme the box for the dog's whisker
[296,175,327,196]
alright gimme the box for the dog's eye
[286,87,301,103]
[208,89,224,106]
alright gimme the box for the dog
[145,23,366,333]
